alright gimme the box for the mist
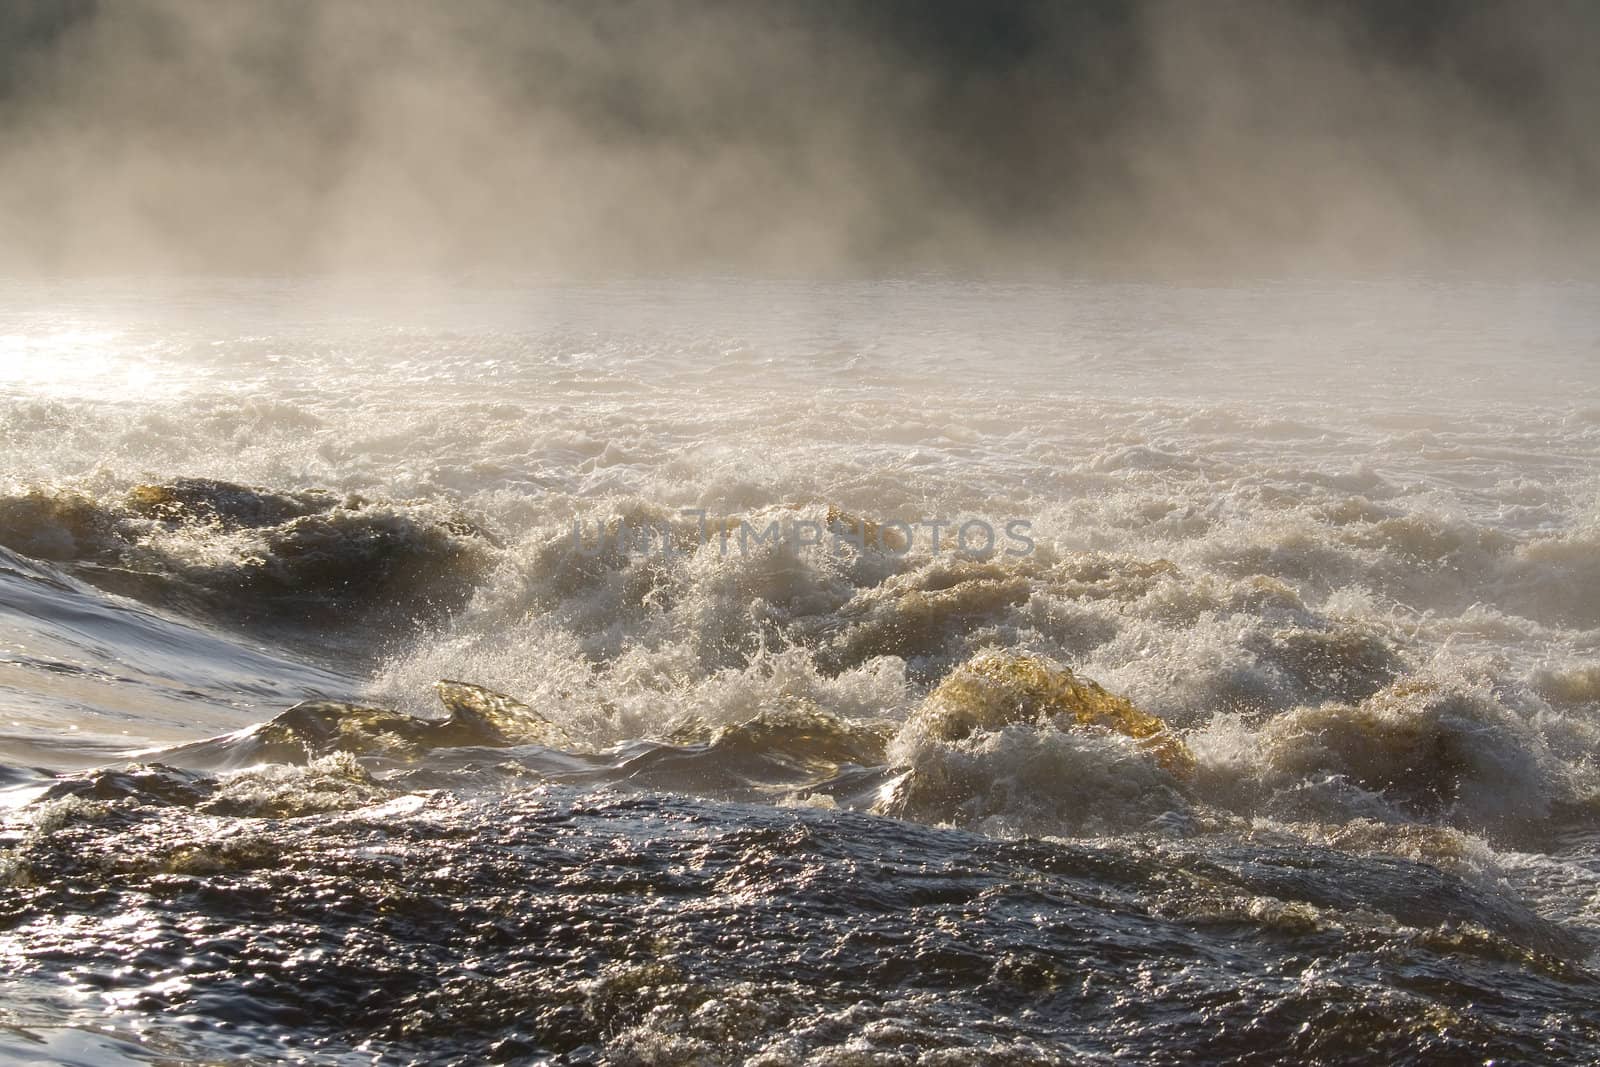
[1,0,1597,276]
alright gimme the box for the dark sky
[2,0,1596,274]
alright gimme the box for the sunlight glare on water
[0,326,180,402]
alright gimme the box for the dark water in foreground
[5,786,1598,1066]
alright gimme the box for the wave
[4,476,1599,849]
[0,542,349,769]
[0,479,496,648]
[26,658,1591,854]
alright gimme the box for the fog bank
[1,0,1596,275]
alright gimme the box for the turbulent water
[2,277,1599,1064]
